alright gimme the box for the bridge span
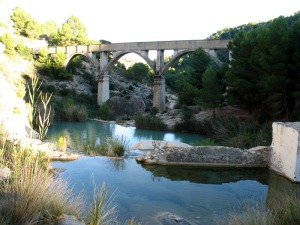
[36,39,230,111]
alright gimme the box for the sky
[0,0,299,43]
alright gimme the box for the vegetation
[216,192,300,225]
[0,145,84,224]
[0,33,15,55]
[84,136,128,157]
[26,75,53,140]
[227,14,300,121]
[135,114,167,130]
[36,48,73,80]
[125,62,154,83]
[10,7,95,45]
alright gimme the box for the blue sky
[0,0,299,43]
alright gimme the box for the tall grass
[135,114,167,130]
[215,202,274,225]
[0,146,84,225]
[84,136,128,157]
[215,194,300,225]
[87,183,118,225]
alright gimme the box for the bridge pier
[153,75,166,111]
[97,75,110,105]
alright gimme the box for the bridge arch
[100,50,155,75]
[64,53,100,70]
[160,49,222,75]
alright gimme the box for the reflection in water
[52,157,270,225]
[47,121,205,150]
[142,165,269,185]
[105,158,129,172]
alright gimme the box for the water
[47,121,299,224]
[53,157,268,225]
[46,120,206,150]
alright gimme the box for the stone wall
[136,145,271,167]
[271,122,300,182]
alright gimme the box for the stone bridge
[37,39,230,110]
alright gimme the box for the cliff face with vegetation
[0,52,34,140]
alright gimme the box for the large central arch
[100,50,155,75]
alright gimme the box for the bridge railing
[33,44,102,54]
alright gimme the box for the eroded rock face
[0,72,31,140]
[107,96,146,118]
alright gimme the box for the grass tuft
[0,146,84,225]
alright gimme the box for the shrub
[83,136,128,157]
[64,104,88,121]
[99,103,112,120]
[0,147,84,224]
[0,33,15,55]
[135,114,167,130]
[15,43,33,60]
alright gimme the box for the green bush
[84,136,128,157]
[98,103,112,120]
[64,104,88,121]
[0,33,15,55]
[135,114,167,130]
[15,43,33,60]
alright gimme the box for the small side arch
[160,49,223,75]
[64,53,100,70]
[100,51,155,75]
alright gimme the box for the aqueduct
[39,39,230,111]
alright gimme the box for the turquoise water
[47,120,206,150]
[47,121,298,224]
[53,157,268,225]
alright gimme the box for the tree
[0,33,15,55]
[227,15,300,121]
[258,17,294,120]
[226,29,262,112]
[25,19,41,39]
[178,82,200,106]
[10,7,33,36]
[190,48,211,88]
[194,67,222,117]
[125,62,152,82]
[55,16,88,45]
[41,20,58,42]
[10,7,41,38]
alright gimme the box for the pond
[46,120,206,150]
[47,121,299,225]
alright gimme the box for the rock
[157,213,192,225]
[58,215,85,225]
[0,166,11,181]
[0,72,32,140]
[20,138,79,161]
[136,145,271,167]
[107,96,146,119]
[129,140,192,151]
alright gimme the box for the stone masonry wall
[136,145,271,167]
[271,122,300,182]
